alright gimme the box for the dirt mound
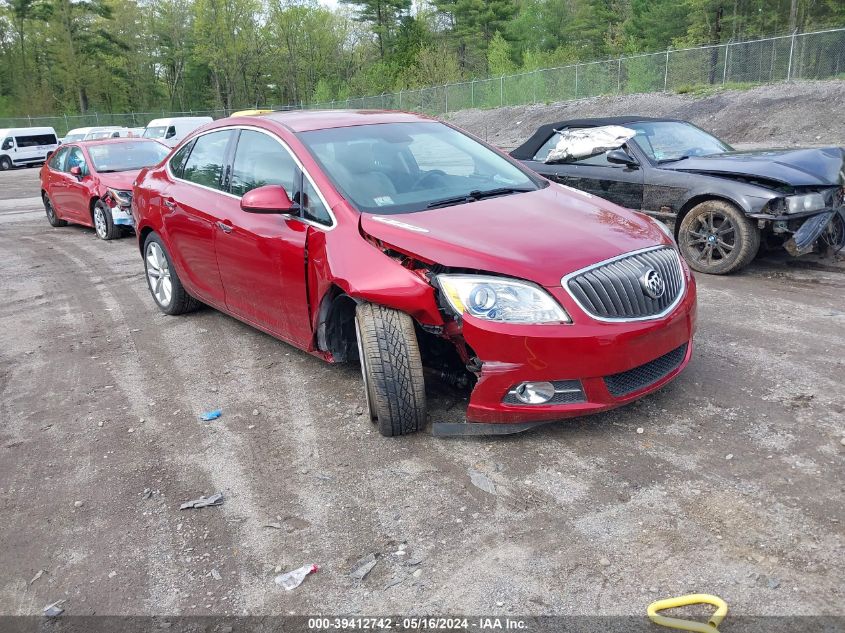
[445,79,845,151]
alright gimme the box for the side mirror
[607,148,639,167]
[240,184,298,214]
[70,165,83,177]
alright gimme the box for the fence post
[575,64,579,98]
[663,50,670,91]
[617,58,622,93]
[722,42,730,84]
[787,31,796,80]
[444,85,448,114]
[500,75,504,106]
[471,80,475,108]
[398,91,402,110]
[64,114,68,134]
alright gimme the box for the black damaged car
[511,116,845,274]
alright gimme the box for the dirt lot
[1,118,844,622]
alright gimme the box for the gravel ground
[446,80,845,151]
[0,125,843,623]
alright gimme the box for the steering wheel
[412,169,448,190]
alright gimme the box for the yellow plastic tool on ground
[647,593,728,633]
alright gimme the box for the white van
[84,126,132,140]
[63,127,97,143]
[142,117,213,147]
[0,127,59,170]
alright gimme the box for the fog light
[513,381,555,404]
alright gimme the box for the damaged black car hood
[662,147,845,188]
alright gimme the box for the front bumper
[451,268,697,428]
[110,205,134,227]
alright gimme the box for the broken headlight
[785,193,825,214]
[107,188,132,208]
[436,274,570,324]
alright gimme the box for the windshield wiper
[425,186,533,209]
[657,155,691,164]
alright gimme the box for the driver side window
[1,137,13,151]
[65,147,87,174]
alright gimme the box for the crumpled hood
[97,170,142,191]
[662,147,845,187]
[359,184,669,287]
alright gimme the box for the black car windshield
[628,121,732,162]
[298,122,542,214]
[88,141,170,172]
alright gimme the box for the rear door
[160,130,234,307]
[212,128,314,346]
[44,146,70,211]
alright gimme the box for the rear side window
[182,130,233,190]
[169,140,195,178]
[166,126,176,139]
[15,133,57,147]
[230,130,297,197]
[48,146,69,170]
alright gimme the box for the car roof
[256,109,436,133]
[509,116,684,160]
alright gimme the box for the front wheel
[355,303,426,437]
[93,200,122,240]
[143,232,199,315]
[678,200,760,275]
[0,156,11,171]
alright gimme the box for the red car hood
[359,183,669,287]
[97,170,141,191]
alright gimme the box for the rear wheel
[678,200,760,274]
[355,303,426,437]
[43,193,67,227]
[143,232,199,315]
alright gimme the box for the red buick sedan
[132,111,697,436]
[40,138,170,239]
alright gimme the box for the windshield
[298,122,541,214]
[143,126,167,139]
[87,141,170,172]
[63,133,86,143]
[88,131,119,139]
[628,121,732,162]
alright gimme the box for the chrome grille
[564,247,684,321]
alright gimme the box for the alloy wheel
[145,242,173,308]
[685,210,736,266]
[93,205,108,239]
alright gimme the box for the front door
[213,129,312,346]
[560,147,644,210]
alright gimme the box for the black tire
[678,200,760,274]
[43,193,67,227]
[92,200,122,240]
[143,232,199,315]
[354,303,426,437]
[0,156,11,171]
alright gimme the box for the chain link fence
[2,27,844,135]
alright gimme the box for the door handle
[163,198,176,210]
[216,221,233,234]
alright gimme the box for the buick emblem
[640,268,665,299]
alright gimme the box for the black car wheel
[679,200,760,275]
[43,193,67,227]
[354,303,426,437]
[0,156,11,171]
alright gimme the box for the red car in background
[40,138,170,240]
[132,111,697,437]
